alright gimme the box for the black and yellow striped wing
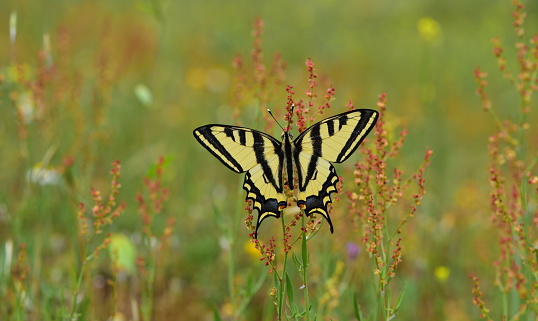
[293,109,379,232]
[193,125,287,235]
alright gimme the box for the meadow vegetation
[0,0,537,320]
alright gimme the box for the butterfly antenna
[267,109,286,132]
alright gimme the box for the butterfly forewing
[193,125,272,173]
[294,109,379,163]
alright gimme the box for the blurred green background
[1,0,537,320]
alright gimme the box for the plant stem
[68,259,88,320]
[301,215,310,321]
[277,213,288,321]
[142,233,155,321]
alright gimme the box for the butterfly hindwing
[193,125,287,235]
[294,153,339,232]
[293,109,379,229]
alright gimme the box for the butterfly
[193,109,378,237]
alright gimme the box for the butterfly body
[193,109,379,237]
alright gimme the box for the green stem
[502,286,509,320]
[142,233,155,321]
[301,215,310,321]
[486,108,505,135]
[277,212,288,321]
[68,259,88,320]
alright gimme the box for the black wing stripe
[337,115,348,129]
[304,154,319,191]
[239,130,247,145]
[194,126,245,172]
[335,112,377,162]
[252,131,283,192]
[327,119,335,136]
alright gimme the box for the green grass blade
[353,292,364,321]
[213,305,223,321]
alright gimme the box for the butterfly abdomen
[281,132,296,190]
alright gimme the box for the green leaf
[291,252,302,271]
[285,272,294,304]
[394,282,407,312]
[237,272,267,317]
[353,292,364,321]
[302,234,308,268]
[213,305,222,321]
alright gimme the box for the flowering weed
[471,1,538,319]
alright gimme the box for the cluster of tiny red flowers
[136,156,171,235]
[245,211,256,238]
[512,0,526,38]
[230,17,286,128]
[251,18,265,91]
[160,217,176,250]
[304,58,318,119]
[231,53,246,119]
[487,131,533,302]
[346,93,432,287]
[136,256,149,279]
[286,85,307,133]
[469,274,492,320]
[304,58,335,122]
[320,86,335,115]
[489,1,538,113]
[387,238,402,280]
[254,237,277,272]
[282,225,293,254]
[410,149,433,218]
[88,160,125,234]
[77,160,126,259]
[345,99,354,111]
[134,157,174,283]
[286,58,337,134]
[301,217,319,236]
[473,67,492,111]
[366,195,385,277]
[305,57,318,101]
